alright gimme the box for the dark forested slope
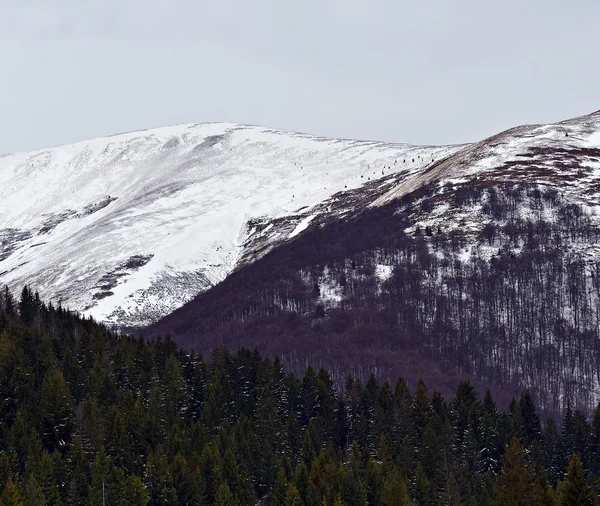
[148,180,600,416]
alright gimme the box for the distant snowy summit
[0,123,457,327]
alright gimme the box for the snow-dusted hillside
[0,123,457,327]
[374,110,600,208]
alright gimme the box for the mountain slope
[0,124,458,327]
[4,110,600,411]
[147,110,600,414]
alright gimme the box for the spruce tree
[40,369,74,453]
[493,437,543,506]
[89,446,121,506]
[215,483,236,506]
[123,475,150,506]
[37,451,60,506]
[364,458,382,506]
[272,466,289,506]
[284,484,303,506]
[413,465,435,506]
[22,474,45,506]
[0,478,22,506]
[556,454,595,506]
[381,468,410,506]
[144,444,175,505]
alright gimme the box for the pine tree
[413,465,435,506]
[341,469,367,506]
[420,424,442,479]
[0,478,22,506]
[519,392,542,445]
[163,354,188,427]
[37,451,60,506]
[284,484,303,506]
[18,286,38,325]
[65,437,89,505]
[411,380,432,444]
[333,493,345,506]
[123,475,150,506]
[144,444,175,505]
[40,369,74,453]
[477,410,499,475]
[556,454,594,506]
[302,421,321,467]
[7,409,42,477]
[493,437,543,506]
[200,442,223,505]
[381,468,410,506]
[104,405,131,470]
[294,462,310,505]
[89,446,124,506]
[377,433,393,477]
[440,470,464,506]
[215,482,236,506]
[364,458,383,506]
[543,418,565,485]
[22,474,45,506]
[272,466,289,506]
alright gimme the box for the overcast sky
[1,1,598,153]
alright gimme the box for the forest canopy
[0,287,599,505]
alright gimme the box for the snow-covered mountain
[143,110,600,413]
[3,110,600,411]
[0,123,458,327]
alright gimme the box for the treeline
[0,289,599,505]
[149,182,600,415]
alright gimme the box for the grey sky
[1,0,598,153]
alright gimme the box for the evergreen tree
[162,354,188,427]
[381,468,410,506]
[272,466,289,506]
[65,437,89,505]
[144,444,175,506]
[294,463,310,505]
[520,392,542,445]
[413,466,435,506]
[89,446,122,506]
[22,473,45,506]
[215,482,237,506]
[341,469,367,506]
[18,286,38,325]
[200,442,223,505]
[0,478,22,506]
[440,470,464,506]
[37,451,60,506]
[589,404,600,476]
[123,475,150,506]
[493,438,543,506]
[284,484,303,506]
[420,424,442,479]
[302,421,321,468]
[556,454,595,506]
[543,418,565,485]
[40,369,74,453]
[364,458,382,506]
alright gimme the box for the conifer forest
[1,287,599,505]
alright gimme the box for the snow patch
[289,215,316,239]
[375,264,393,282]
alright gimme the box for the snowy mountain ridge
[0,122,457,327]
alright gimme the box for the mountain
[3,110,600,413]
[146,110,600,414]
[0,123,458,328]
